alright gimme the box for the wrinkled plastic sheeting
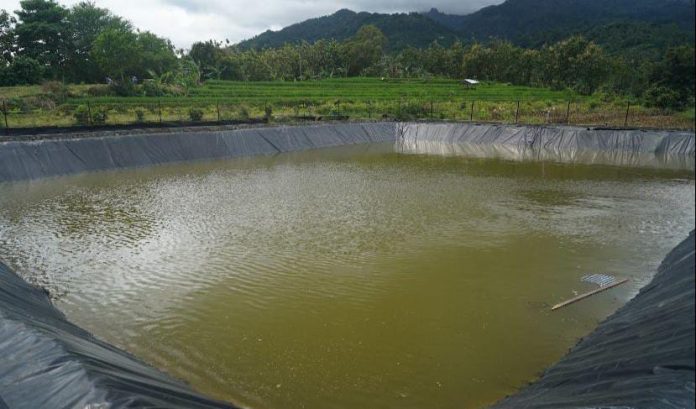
[0,122,398,182]
[491,230,695,409]
[0,262,239,409]
[397,123,695,169]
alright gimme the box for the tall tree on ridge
[14,0,69,79]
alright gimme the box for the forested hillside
[425,0,694,47]
[238,9,459,51]
[239,0,695,55]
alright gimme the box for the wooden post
[87,101,92,126]
[217,101,221,122]
[566,101,571,124]
[2,100,8,130]
[624,102,630,127]
[368,100,372,119]
[158,100,162,124]
[470,101,474,121]
[430,100,434,119]
[515,100,520,124]
[551,278,629,311]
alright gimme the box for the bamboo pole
[565,101,571,124]
[624,102,631,127]
[515,100,520,124]
[2,100,8,129]
[551,278,629,311]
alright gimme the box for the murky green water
[0,143,694,409]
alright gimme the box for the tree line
[1,1,694,110]
[0,0,178,85]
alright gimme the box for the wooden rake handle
[551,278,629,311]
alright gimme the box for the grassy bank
[1,78,693,130]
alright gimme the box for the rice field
[0,78,693,130]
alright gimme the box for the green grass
[0,78,692,130]
[54,78,582,105]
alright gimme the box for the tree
[543,36,610,94]
[91,26,139,81]
[14,0,69,78]
[645,45,695,109]
[189,40,224,79]
[65,1,130,82]
[0,10,15,65]
[0,55,44,85]
[343,25,387,76]
[136,31,177,77]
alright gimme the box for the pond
[0,142,693,409]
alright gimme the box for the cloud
[0,0,503,48]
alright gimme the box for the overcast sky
[0,0,502,48]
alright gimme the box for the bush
[264,105,273,120]
[23,96,56,111]
[73,105,90,125]
[644,85,683,110]
[0,57,44,86]
[143,80,164,97]
[395,101,429,121]
[73,105,108,125]
[188,108,204,121]
[92,108,108,125]
[109,81,138,97]
[87,85,112,97]
[238,105,250,120]
[135,109,145,122]
[41,81,71,104]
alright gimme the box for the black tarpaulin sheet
[0,261,238,409]
[492,231,695,409]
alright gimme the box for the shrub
[135,109,145,122]
[73,105,108,125]
[92,108,108,125]
[264,105,273,120]
[41,81,71,104]
[87,85,112,97]
[188,108,204,121]
[644,85,682,110]
[109,81,138,97]
[0,57,44,86]
[143,80,164,97]
[395,101,429,121]
[73,105,90,125]
[23,96,56,111]
[238,105,250,120]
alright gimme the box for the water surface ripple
[0,143,693,409]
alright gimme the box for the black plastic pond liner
[397,123,695,155]
[0,122,398,182]
[0,261,239,409]
[492,230,695,409]
[1,122,694,182]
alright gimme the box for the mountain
[237,0,695,52]
[238,9,459,51]
[425,0,695,47]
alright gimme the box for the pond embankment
[0,122,693,181]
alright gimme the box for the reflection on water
[0,142,694,409]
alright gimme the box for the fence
[1,97,693,132]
